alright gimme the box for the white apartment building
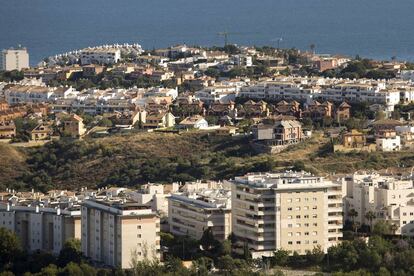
[239,81,321,104]
[80,48,121,65]
[1,46,29,71]
[0,204,81,254]
[129,183,179,216]
[321,83,400,111]
[144,87,178,100]
[344,172,414,236]
[81,199,160,269]
[168,188,232,241]
[231,172,343,258]
[3,84,71,104]
[195,85,240,104]
[237,77,405,110]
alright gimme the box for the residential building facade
[1,46,29,71]
[81,199,160,269]
[168,189,232,241]
[231,172,343,258]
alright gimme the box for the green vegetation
[322,59,396,79]
[3,131,414,192]
[0,70,24,82]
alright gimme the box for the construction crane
[217,31,253,46]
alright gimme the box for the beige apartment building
[168,189,232,241]
[0,204,81,254]
[344,172,414,235]
[231,172,343,258]
[1,46,29,71]
[81,199,160,269]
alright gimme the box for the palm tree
[353,221,360,234]
[348,209,358,222]
[310,44,316,54]
[390,223,399,235]
[348,209,359,233]
[365,211,376,233]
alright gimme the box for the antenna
[271,37,283,49]
[218,31,229,46]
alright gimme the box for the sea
[1,0,414,65]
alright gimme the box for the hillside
[0,143,28,190]
[2,131,414,192]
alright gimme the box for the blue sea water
[1,0,414,65]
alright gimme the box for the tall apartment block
[344,172,414,235]
[0,204,81,254]
[168,188,232,241]
[1,46,29,71]
[231,172,343,258]
[81,199,160,269]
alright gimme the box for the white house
[178,115,208,129]
[376,135,401,152]
[80,48,121,65]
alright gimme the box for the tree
[200,228,216,251]
[365,211,376,233]
[60,262,83,276]
[98,118,113,127]
[0,228,22,270]
[372,221,391,236]
[348,209,359,233]
[57,239,82,266]
[375,111,386,121]
[39,264,60,276]
[306,245,325,266]
[310,44,316,54]
[216,255,236,272]
[390,223,399,235]
[272,249,289,267]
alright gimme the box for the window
[304,215,309,219]
[288,232,293,237]
[312,214,318,218]
[295,198,301,202]
[287,199,292,203]
[313,241,318,244]
[296,232,301,236]
[296,223,301,227]
[304,206,309,210]
[288,224,293,228]
[304,223,309,227]
[313,223,318,226]
[312,231,317,236]
[305,232,309,236]
[313,198,317,201]
[313,206,318,210]
[288,241,293,245]
[288,207,292,211]
[296,215,301,219]
[287,215,292,219]
[296,241,301,244]
[295,207,301,211]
